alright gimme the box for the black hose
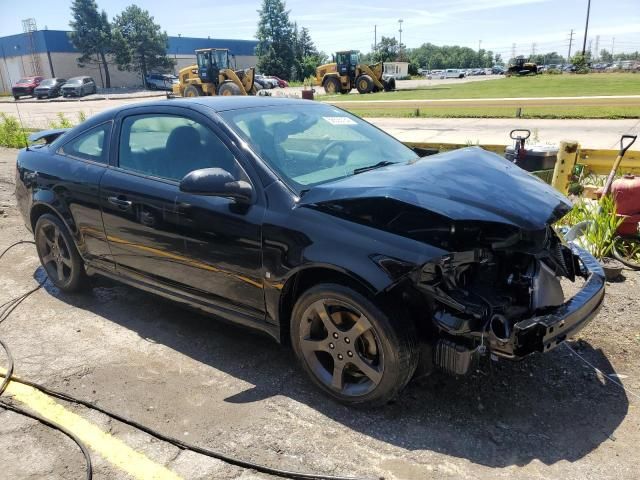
[0,399,92,480]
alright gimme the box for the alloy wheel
[36,221,74,285]
[298,298,384,397]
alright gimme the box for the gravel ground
[0,146,639,480]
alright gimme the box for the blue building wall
[0,30,257,57]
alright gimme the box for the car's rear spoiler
[28,128,69,145]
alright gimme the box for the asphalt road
[0,146,639,480]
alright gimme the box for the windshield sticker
[322,116,357,126]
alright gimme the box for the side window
[118,114,240,181]
[59,123,111,163]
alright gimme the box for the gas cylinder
[612,174,640,235]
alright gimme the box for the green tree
[69,0,112,88]
[494,53,504,65]
[571,53,589,73]
[111,5,173,83]
[599,49,613,63]
[292,26,324,80]
[255,0,296,79]
[373,36,399,63]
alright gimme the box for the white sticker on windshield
[322,116,357,125]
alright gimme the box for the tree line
[70,0,172,87]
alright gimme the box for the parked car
[12,76,44,100]
[34,78,67,99]
[255,75,278,89]
[267,76,288,88]
[491,66,505,74]
[145,73,178,91]
[16,97,605,406]
[61,76,97,97]
[442,69,465,79]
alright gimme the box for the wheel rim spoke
[350,354,382,385]
[312,300,335,332]
[343,312,373,339]
[61,256,72,267]
[331,361,345,390]
[41,252,56,265]
[301,338,330,355]
[56,260,65,281]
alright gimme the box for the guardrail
[404,141,640,195]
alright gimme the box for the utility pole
[582,0,591,55]
[511,43,516,62]
[374,25,377,54]
[611,37,615,58]
[594,35,600,61]
[398,19,403,60]
[567,29,575,63]
[531,42,537,58]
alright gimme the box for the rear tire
[356,75,373,94]
[291,283,418,407]
[183,85,202,97]
[218,82,242,96]
[34,214,87,293]
[323,77,341,95]
[13,96,19,101]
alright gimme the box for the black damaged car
[15,97,605,406]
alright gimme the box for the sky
[1,0,639,59]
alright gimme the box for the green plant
[77,111,87,123]
[0,114,28,148]
[573,195,625,259]
[49,113,74,129]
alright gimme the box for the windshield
[67,78,83,84]
[39,79,56,86]
[17,78,31,84]
[219,104,417,192]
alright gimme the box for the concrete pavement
[368,117,640,150]
[1,95,638,150]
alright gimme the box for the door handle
[108,196,132,209]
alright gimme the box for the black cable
[0,240,35,261]
[0,400,92,480]
[0,241,378,480]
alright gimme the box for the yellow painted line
[2,377,183,480]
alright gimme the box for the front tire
[356,75,373,94]
[34,214,87,293]
[291,283,418,407]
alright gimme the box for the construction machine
[506,56,538,76]
[173,48,260,97]
[315,50,396,95]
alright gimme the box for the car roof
[133,96,317,113]
[72,96,319,131]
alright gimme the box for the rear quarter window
[59,123,111,164]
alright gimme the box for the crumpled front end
[410,224,605,375]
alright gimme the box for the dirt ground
[0,145,639,480]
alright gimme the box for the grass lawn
[345,105,640,119]
[322,73,640,102]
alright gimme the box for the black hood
[298,147,571,231]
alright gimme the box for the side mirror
[179,168,252,203]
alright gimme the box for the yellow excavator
[173,48,260,97]
[315,50,396,95]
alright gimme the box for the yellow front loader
[315,50,396,95]
[173,48,261,97]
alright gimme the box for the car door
[100,106,265,322]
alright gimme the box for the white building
[383,62,409,78]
